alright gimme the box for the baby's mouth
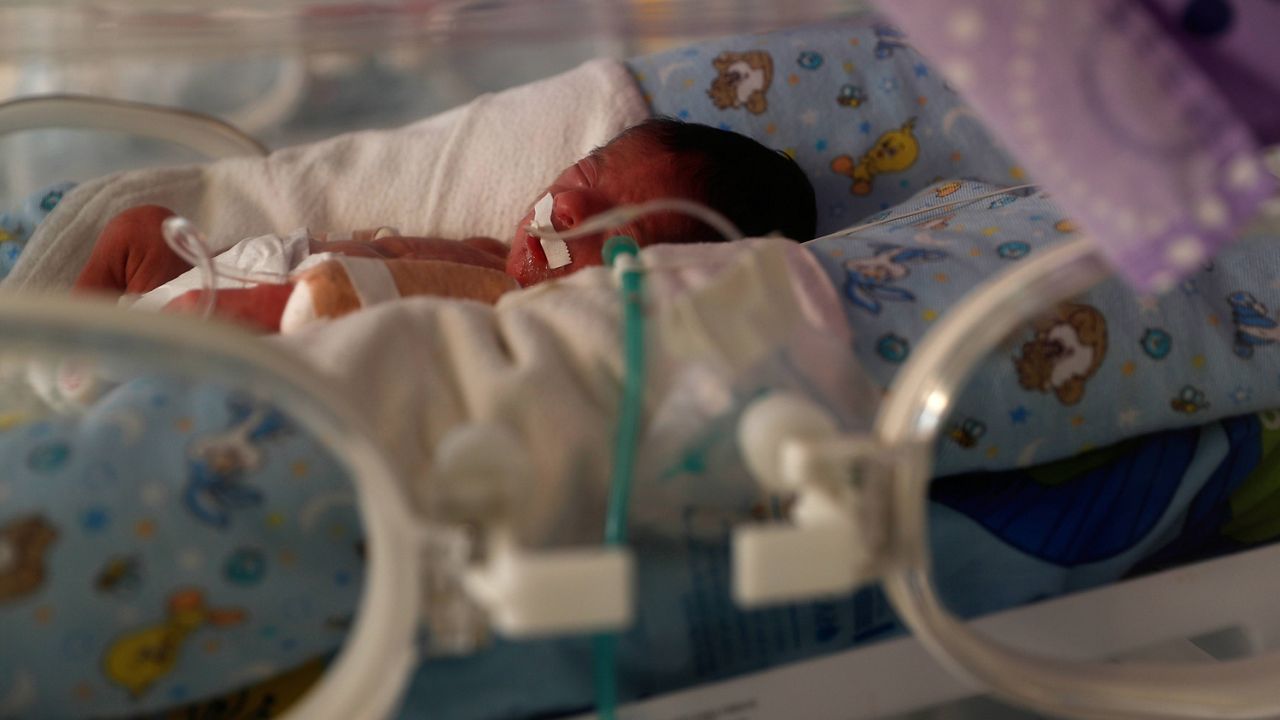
[520,225,548,266]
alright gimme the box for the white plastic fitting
[463,539,633,637]
[732,392,881,607]
[429,423,634,638]
[737,391,838,492]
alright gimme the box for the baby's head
[506,118,817,286]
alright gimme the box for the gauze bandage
[529,193,572,269]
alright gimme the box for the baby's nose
[552,190,614,234]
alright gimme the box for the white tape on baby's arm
[335,256,400,307]
[279,281,317,334]
[279,257,401,334]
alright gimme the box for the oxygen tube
[594,234,646,720]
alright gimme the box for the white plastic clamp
[428,423,634,639]
[732,392,888,608]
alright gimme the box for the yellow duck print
[831,118,920,196]
[103,587,246,698]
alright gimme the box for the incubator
[2,2,1280,719]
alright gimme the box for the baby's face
[506,137,702,286]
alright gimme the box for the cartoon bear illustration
[1013,303,1108,406]
[708,50,774,115]
[831,119,920,196]
[0,514,58,603]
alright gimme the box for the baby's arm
[73,205,192,296]
[164,257,518,334]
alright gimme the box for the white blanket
[7,58,649,291]
[271,239,876,547]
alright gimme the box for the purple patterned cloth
[874,0,1278,291]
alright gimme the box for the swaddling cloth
[280,257,518,334]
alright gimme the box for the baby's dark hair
[606,117,818,242]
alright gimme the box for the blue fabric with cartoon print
[0,375,361,718]
[0,182,76,282]
[805,178,1280,477]
[626,18,1019,237]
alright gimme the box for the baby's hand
[162,283,296,333]
[75,205,191,296]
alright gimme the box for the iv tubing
[594,235,646,720]
[528,198,743,245]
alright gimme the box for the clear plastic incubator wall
[2,1,1280,719]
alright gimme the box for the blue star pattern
[81,506,111,532]
[1010,406,1031,425]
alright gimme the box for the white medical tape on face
[530,192,572,269]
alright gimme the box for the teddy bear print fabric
[0,377,362,718]
[806,178,1280,478]
[0,182,75,282]
[627,18,1020,238]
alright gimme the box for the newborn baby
[73,118,817,331]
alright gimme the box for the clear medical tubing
[0,296,420,720]
[0,95,268,159]
[533,198,744,247]
[872,235,1280,719]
